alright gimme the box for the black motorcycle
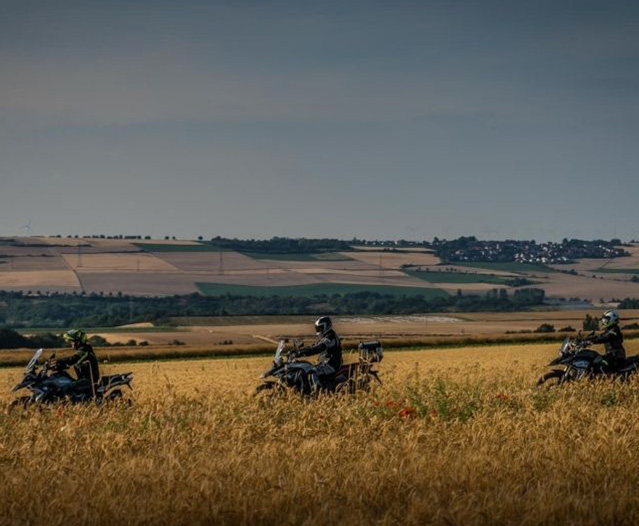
[537,334,639,388]
[10,348,133,408]
[256,340,383,397]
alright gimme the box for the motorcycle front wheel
[254,381,288,403]
[536,370,565,389]
[7,396,33,413]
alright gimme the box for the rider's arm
[591,332,612,345]
[56,347,89,368]
[298,339,329,357]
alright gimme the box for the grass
[3,343,639,525]
[196,282,450,298]
[454,261,558,274]
[404,269,511,284]
[240,252,352,262]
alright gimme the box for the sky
[1,0,638,242]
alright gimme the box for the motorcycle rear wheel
[335,379,357,395]
[536,370,565,389]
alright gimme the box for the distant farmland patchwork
[2,237,639,301]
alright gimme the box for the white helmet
[601,310,620,329]
[314,316,332,335]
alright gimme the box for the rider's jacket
[58,343,100,383]
[593,325,626,363]
[299,329,343,371]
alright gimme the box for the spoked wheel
[255,382,287,403]
[7,396,34,413]
[536,370,565,389]
[96,389,133,407]
[336,379,357,396]
[336,376,372,396]
[356,376,372,393]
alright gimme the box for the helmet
[314,316,332,336]
[601,310,620,329]
[63,329,88,346]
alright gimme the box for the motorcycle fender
[12,381,29,392]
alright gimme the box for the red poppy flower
[399,407,416,419]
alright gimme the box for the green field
[196,282,450,298]
[240,252,352,262]
[404,269,510,285]
[589,268,639,275]
[455,261,558,274]
[134,243,229,253]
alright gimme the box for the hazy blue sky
[1,0,638,241]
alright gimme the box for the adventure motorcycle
[10,348,133,408]
[256,340,383,396]
[536,333,639,388]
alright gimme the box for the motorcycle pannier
[358,341,383,363]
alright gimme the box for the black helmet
[314,316,332,335]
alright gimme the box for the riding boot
[309,372,322,394]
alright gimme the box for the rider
[590,310,625,370]
[54,329,100,392]
[292,316,342,391]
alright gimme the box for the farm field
[2,237,639,302]
[3,342,639,525]
[404,269,512,284]
[104,309,639,346]
[10,309,639,353]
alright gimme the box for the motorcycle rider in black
[292,316,342,391]
[591,310,625,370]
[53,329,100,394]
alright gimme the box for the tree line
[0,289,547,329]
[207,236,353,253]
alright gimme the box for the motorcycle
[256,340,383,397]
[536,333,639,388]
[10,348,133,408]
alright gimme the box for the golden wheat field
[3,342,639,526]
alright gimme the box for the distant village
[430,237,628,265]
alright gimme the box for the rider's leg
[310,364,335,392]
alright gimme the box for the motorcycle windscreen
[25,348,43,372]
[274,340,286,365]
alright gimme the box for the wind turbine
[21,219,33,236]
